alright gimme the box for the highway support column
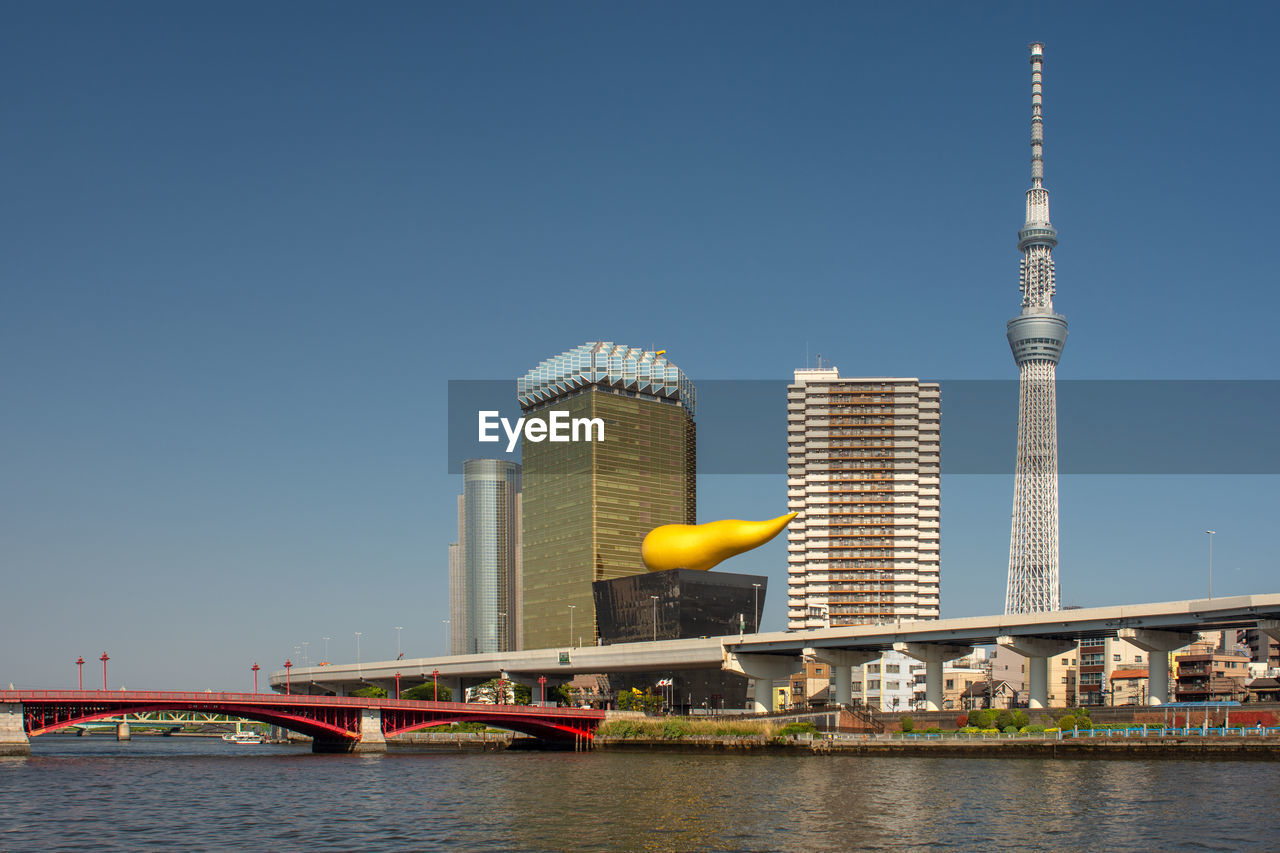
[893,643,973,711]
[0,703,30,757]
[804,648,877,707]
[1118,628,1196,705]
[996,636,1077,709]
[723,651,799,713]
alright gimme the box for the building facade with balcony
[785,368,940,631]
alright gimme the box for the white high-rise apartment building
[786,367,940,630]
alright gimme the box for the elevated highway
[271,593,1280,711]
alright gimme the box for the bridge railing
[0,689,603,718]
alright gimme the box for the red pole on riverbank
[252,663,260,693]
[76,657,84,690]
[100,653,109,690]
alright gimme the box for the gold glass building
[517,343,695,650]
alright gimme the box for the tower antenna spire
[1005,42,1068,615]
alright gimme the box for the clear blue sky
[3,2,1277,690]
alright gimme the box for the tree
[401,682,453,702]
[468,678,528,704]
[616,687,662,714]
[350,685,387,698]
[899,715,914,733]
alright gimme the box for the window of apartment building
[1114,654,1122,662]
[945,679,954,690]
[869,680,881,690]
[887,682,900,690]
[885,665,900,673]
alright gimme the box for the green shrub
[1058,715,1077,729]
[1013,710,1030,729]
[995,710,1015,731]
[1020,724,1046,734]
[923,727,943,734]
[899,715,914,733]
[1002,725,1018,734]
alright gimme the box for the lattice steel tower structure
[1005,42,1068,614]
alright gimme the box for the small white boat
[221,731,264,744]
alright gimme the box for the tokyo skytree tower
[1005,43,1068,614]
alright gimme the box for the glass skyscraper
[518,342,696,651]
[450,459,522,654]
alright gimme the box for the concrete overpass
[270,593,1280,711]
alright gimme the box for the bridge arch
[25,701,361,742]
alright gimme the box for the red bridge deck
[1,690,605,745]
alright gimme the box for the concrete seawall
[595,735,1280,760]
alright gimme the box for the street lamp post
[322,637,330,663]
[284,659,292,695]
[301,641,309,667]
[76,656,84,690]
[396,626,403,659]
[752,583,761,633]
[650,595,659,641]
[568,605,575,648]
[1205,530,1216,598]
[433,668,440,701]
[252,662,260,693]
[394,671,401,700]
[355,632,362,668]
[538,675,547,706]
[442,620,450,654]
[100,652,109,690]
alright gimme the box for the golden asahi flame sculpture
[640,513,797,573]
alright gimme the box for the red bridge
[0,690,604,754]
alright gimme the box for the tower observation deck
[1005,42,1068,614]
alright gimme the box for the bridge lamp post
[432,668,440,701]
[284,659,292,695]
[76,656,84,690]
[394,671,401,700]
[538,675,547,706]
[100,652,109,691]
[568,605,575,648]
[1205,530,1216,598]
[650,596,659,641]
[252,663,260,693]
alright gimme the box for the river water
[2,736,1277,851]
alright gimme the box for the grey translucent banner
[447,380,1279,475]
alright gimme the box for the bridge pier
[1118,628,1197,705]
[1,703,31,756]
[116,721,131,742]
[893,643,973,711]
[723,651,798,713]
[996,635,1077,709]
[805,648,877,708]
[313,708,386,754]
